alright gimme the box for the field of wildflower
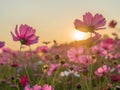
[0,12,120,90]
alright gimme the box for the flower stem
[89,64,93,90]
[20,44,32,85]
[52,67,60,86]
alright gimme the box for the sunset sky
[0,0,120,50]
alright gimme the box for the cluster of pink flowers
[24,84,54,90]
[0,12,120,90]
[67,47,96,65]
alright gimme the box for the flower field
[0,12,120,90]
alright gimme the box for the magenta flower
[74,12,106,32]
[95,65,110,77]
[109,20,117,28]
[111,74,120,82]
[20,75,29,87]
[11,24,39,45]
[0,41,5,48]
[67,47,84,63]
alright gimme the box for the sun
[74,30,86,40]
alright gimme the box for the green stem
[81,73,89,90]
[89,64,93,90]
[99,78,102,90]
[38,73,44,84]
[52,67,60,86]
[17,85,20,90]
[20,44,32,85]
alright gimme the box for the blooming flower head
[74,12,106,32]
[24,84,54,90]
[24,84,41,90]
[11,24,39,45]
[0,41,5,48]
[20,75,29,87]
[95,65,111,77]
[80,55,96,65]
[111,74,120,82]
[109,20,117,28]
[36,45,50,53]
[48,64,60,76]
[67,47,84,63]
[42,84,54,90]
[92,45,107,56]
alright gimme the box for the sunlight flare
[74,30,87,40]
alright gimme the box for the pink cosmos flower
[42,84,54,90]
[48,64,60,76]
[109,20,117,28]
[0,41,5,48]
[20,75,29,87]
[80,55,96,65]
[25,84,42,90]
[92,45,107,56]
[24,84,54,90]
[95,65,111,77]
[103,38,114,45]
[11,24,39,45]
[74,12,106,32]
[36,45,50,53]
[67,47,84,63]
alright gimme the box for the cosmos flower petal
[74,19,85,29]
[14,25,20,37]
[11,32,19,41]
[0,41,5,48]
[83,12,93,25]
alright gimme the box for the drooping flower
[0,41,5,48]
[11,24,39,45]
[20,75,29,87]
[74,12,106,32]
[109,20,117,28]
